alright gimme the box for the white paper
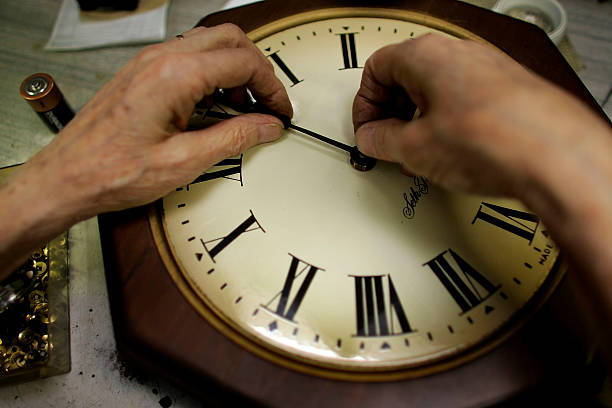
[45,0,169,51]
[222,0,263,10]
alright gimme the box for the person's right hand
[352,33,612,367]
[29,24,292,216]
[352,34,610,198]
[0,24,292,280]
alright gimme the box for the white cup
[492,0,567,45]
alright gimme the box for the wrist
[0,158,88,280]
[518,106,612,329]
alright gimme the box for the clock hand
[287,123,377,172]
[288,123,351,153]
[204,109,377,171]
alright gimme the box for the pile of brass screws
[0,247,50,375]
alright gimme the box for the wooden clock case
[99,0,607,406]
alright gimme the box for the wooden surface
[0,2,228,407]
[0,0,610,407]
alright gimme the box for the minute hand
[204,109,376,171]
[207,108,353,154]
[288,123,352,153]
[288,124,376,171]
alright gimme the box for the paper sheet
[45,0,169,51]
[222,0,263,10]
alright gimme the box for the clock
[99,1,605,406]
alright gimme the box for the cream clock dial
[160,13,562,377]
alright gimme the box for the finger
[91,24,270,107]
[352,34,452,130]
[177,25,281,109]
[179,47,289,115]
[135,25,270,78]
[152,113,284,184]
[355,117,432,166]
[123,47,292,132]
[168,24,261,56]
[213,86,251,109]
[170,25,275,88]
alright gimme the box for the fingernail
[355,125,376,156]
[259,123,283,143]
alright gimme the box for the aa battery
[20,73,75,133]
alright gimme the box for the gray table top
[0,0,609,406]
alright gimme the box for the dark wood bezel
[100,0,605,406]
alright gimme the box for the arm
[352,34,612,362]
[0,24,292,280]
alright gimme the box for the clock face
[158,10,562,378]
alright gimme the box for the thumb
[355,118,431,165]
[159,113,284,173]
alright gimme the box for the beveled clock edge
[149,195,569,383]
[98,1,604,402]
[144,0,591,382]
[100,201,600,406]
[98,206,266,406]
[198,0,604,117]
[245,7,493,45]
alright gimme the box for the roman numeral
[337,32,360,69]
[189,156,243,186]
[200,210,264,262]
[352,275,413,337]
[424,249,499,314]
[263,254,321,322]
[472,202,540,244]
[266,51,303,86]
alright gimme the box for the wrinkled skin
[0,24,292,278]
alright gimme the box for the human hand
[352,33,607,197]
[0,24,292,279]
[353,33,612,366]
[31,24,292,216]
